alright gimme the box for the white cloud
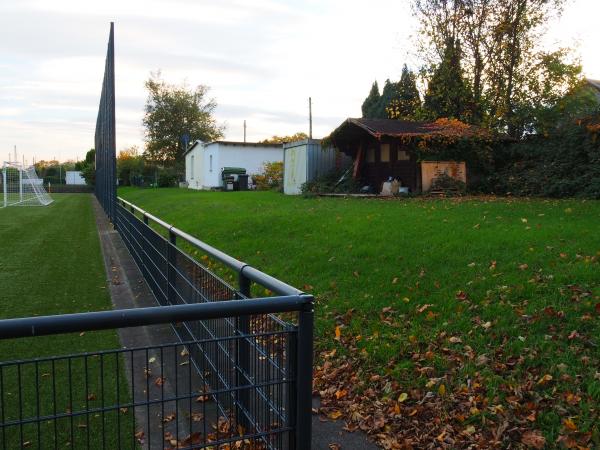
[0,0,598,162]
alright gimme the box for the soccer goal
[1,162,53,207]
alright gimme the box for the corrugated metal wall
[283,139,340,195]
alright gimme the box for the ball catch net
[1,162,53,207]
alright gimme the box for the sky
[1,0,599,164]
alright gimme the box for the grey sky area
[1,0,598,163]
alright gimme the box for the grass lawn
[0,194,132,448]
[120,187,600,448]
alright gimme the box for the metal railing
[0,297,313,449]
[112,197,314,449]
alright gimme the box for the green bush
[430,173,467,195]
[253,161,283,191]
[157,167,178,187]
[301,167,360,195]
[490,119,600,199]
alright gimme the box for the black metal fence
[94,22,116,222]
[0,297,313,449]
[113,197,314,449]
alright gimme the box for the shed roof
[329,118,490,143]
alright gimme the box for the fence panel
[113,200,312,449]
[0,299,310,449]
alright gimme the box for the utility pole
[14,145,17,163]
[243,120,247,143]
[309,97,313,139]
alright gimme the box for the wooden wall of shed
[357,139,420,192]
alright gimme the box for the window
[209,154,213,172]
[397,150,410,161]
[190,155,194,178]
[380,144,390,162]
[367,148,375,163]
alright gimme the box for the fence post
[167,229,177,306]
[236,268,252,431]
[296,295,314,450]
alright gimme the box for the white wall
[185,142,283,190]
[65,171,86,185]
[185,142,206,189]
[203,144,220,188]
[220,144,282,179]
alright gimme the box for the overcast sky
[1,0,599,163]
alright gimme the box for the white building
[65,171,86,185]
[184,140,283,190]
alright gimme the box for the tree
[142,72,224,173]
[424,38,473,121]
[361,81,381,119]
[117,146,144,186]
[80,149,96,186]
[411,0,581,136]
[260,132,309,144]
[387,65,421,119]
[376,79,400,119]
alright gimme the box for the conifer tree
[423,38,473,121]
[361,81,381,118]
[387,65,421,119]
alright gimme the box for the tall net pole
[94,22,117,221]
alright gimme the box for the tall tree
[372,79,398,119]
[142,72,224,172]
[387,65,421,119]
[411,0,580,136]
[424,38,473,121]
[361,81,381,119]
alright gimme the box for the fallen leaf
[398,392,408,403]
[328,410,343,420]
[521,430,545,449]
[135,431,145,444]
[563,418,577,431]
[163,413,176,423]
[334,326,341,341]
[537,374,553,386]
[438,384,446,396]
[335,389,347,399]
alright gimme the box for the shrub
[491,118,600,199]
[301,167,360,195]
[157,167,178,187]
[430,173,467,195]
[253,161,283,191]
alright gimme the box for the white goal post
[1,162,53,207]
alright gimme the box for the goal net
[1,162,53,207]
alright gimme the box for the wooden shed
[327,118,488,193]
